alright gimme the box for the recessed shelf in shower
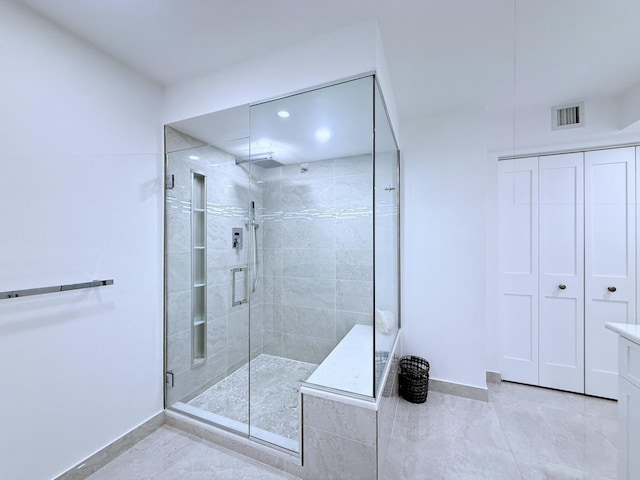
[191,171,207,365]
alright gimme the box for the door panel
[498,157,539,384]
[164,140,250,435]
[501,294,535,361]
[585,147,636,399]
[538,153,584,393]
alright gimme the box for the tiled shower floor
[188,354,317,444]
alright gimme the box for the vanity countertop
[605,322,640,346]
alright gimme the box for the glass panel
[249,75,375,450]
[163,76,398,454]
[374,80,400,397]
[164,109,251,436]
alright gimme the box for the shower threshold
[179,354,317,452]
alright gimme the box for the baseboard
[486,370,502,384]
[55,411,165,480]
[428,378,489,402]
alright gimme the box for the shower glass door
[164,120,252,437]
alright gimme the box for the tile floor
[188,354,317,443]
[87,381,617,479]
[383,381,617,479]
[85,425,298,480]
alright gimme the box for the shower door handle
[231,267,248,306]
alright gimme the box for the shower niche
[190,170,207,364]
[164,75,400,470]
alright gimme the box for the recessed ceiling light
[188,155,200,160]
[277,110,290,118]
[315,128,331,142]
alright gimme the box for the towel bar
[0,279,114,300]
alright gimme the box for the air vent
[552,102,584,130]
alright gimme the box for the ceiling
[18,0,640,121]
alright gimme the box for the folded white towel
[375,308,395,335]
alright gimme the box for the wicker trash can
[398,356,430,403]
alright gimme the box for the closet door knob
[558,284,566,290]
[608,286,617,293]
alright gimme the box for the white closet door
[585,147,636,399]
[538,153,584,393]
[498,157,539,384]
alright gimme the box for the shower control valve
[232,228,243,250]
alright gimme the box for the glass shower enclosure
[164,75,399,453]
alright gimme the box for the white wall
[375,28,400,145]
[401,110,488,389]
[0,3,163,479]
[619,81,640,130]
[484,95,640,373]
[488,95,640,157]
[163,20,399,140]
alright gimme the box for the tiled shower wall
[165,126,374,398]
[260,154,374,364]
[165,127,265,405]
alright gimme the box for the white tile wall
[262,154,374,364]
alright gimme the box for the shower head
[252,158,284,168]
[235,155,284,169]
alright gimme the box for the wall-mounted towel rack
[0,279,114,300]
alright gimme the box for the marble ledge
[605,322,640,346]
[164,409,302,474]
[302,325,400,411]
[305,325,374,397]
[300,385,377,411]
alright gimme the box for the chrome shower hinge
[165,371,175,388]
[165,174,175,190]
